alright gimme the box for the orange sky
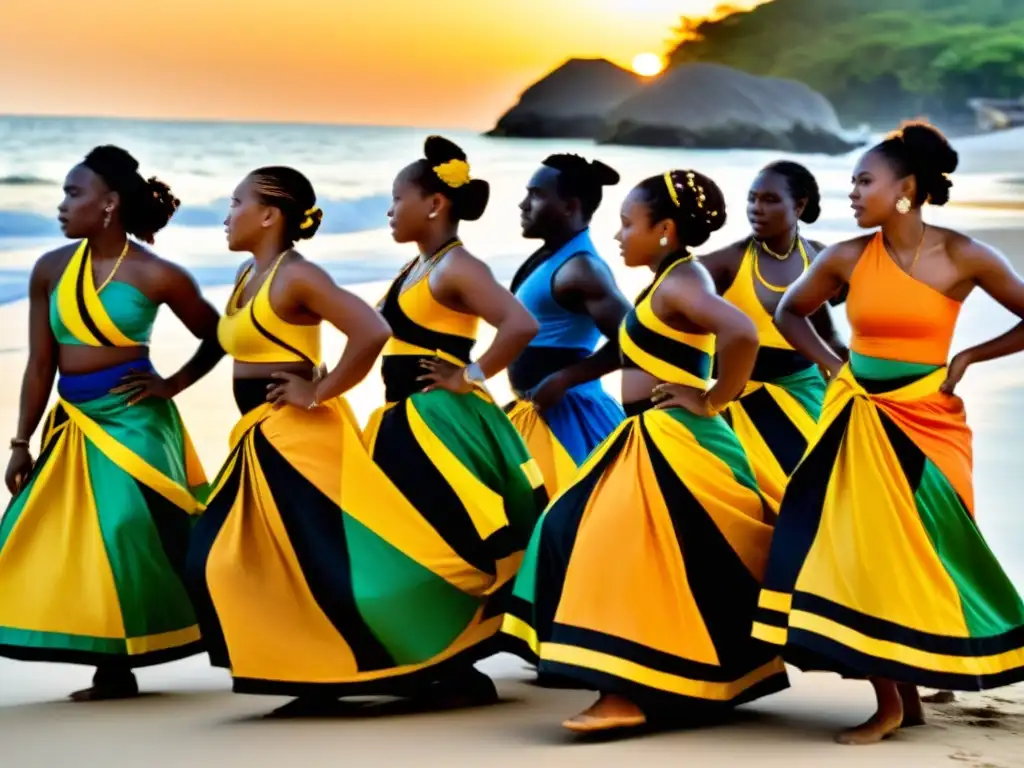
[0,1,766,127]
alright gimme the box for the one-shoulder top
[378,238,479,402]
[722,239,814,381]
[619,255,714,388]
[847,232,961,366]
[49,240,157,347]
[217,253,321,365]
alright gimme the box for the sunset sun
[631,52,665,77]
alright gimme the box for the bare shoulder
[31,242,79,288]
[445,244,493,278]
[139,246,197,287]
[818,235,872,274]
[663,259,716,295]
[941,227,1004,265]
[280,253,335,287]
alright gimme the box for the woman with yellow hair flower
[351,135,547,707]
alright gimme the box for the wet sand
[2,226,1024,766]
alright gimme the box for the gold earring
[896,197,912,215]
[103,207,114,228]
[659,235,669,247]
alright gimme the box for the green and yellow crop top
[619,255,715,389]
[378,238,479,401]
[49,240,157,347]
[217,253,321,365]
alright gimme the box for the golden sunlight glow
[0,0,770,126]
[631,52,665,77]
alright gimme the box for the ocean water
[2,115,1022,306]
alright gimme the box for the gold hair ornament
[299,206,321,230]
[433,159,471,188]
[663,171,680,207]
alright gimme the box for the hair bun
[589,159,620,187]
[85,145,140,176]
[898,122,958,206]
[423,135,467,165]
[295,206,324,240]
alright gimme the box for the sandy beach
[2,223,1024,766]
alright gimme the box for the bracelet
[462,362,486,387]
[10,438,30,450]
[700,392,728,417]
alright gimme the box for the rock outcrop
[599,63,861,155]
[487,58,643,139]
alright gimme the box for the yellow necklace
[753,238,809,293]
[760,234,798,260]
[883,225,927,278]
[94,239,132,293]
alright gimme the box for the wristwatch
[462,362,486,386]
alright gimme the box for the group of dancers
[2,122,1024,746]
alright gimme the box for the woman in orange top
[751,122,1024,744]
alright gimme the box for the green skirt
[0,362,207,667]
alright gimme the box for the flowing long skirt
[0,360,207,667]
[506,381,625,498]
[723,351,826,508]
[503,403,788,709]
[752,356,1024,690]
[187,382,546,696]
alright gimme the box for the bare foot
[898,683,926,727]
[69,672,139,702]
[563,693,646,733]
[836,679,903,745]
[921,690,956,704]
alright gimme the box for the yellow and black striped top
[619,255,714,388]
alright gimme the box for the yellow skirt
[753,358,1024,690]
[187,380,527,696]
[503,404,788,708]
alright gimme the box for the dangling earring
[659,235,669,247]
[896,197,912,215]
[103,207,113,229]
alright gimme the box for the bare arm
[775,243,856,375]
[809,303,849,361]
[548,256,632,388]
[953,238,1024,366]
[293,262,392,402]
[152,262,224,395]
[441,251,538,378]
[662,266,759,410]
[6,255,60,493]
[14,258,59,443]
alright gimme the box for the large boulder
[487,58,643,139]
[600,63,862,155]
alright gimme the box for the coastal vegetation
[667,0,1024,127]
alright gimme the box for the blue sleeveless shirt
[508,229,611,394]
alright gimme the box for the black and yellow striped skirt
[752,357,1024,690]
[722,349,826,507]
[502,402,787,709]
[187,380,546,697]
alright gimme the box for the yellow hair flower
[299,206,321,230]
[433,159,471,188]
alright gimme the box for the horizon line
[0,111,484,134]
